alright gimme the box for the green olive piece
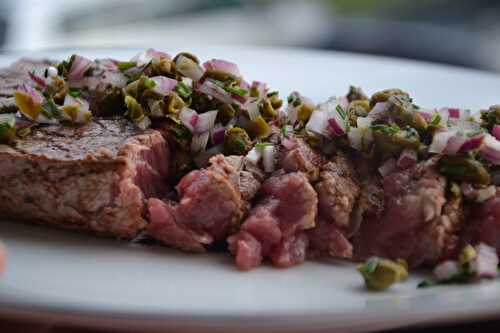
[346,85,368,102]
[357,257,409,291]
[224,127,252,155]
[349,100,370,117]
[268,92,283,110]
[204,70,236,82]
[151,57,173,76]
[439,156,491,185]
[297,103,315,123]
[373,126,420,158]
[385,95,428,131]
[247,116,271,139]
[480,105,500,131]
[261,99,277,120]
[124,95,145,123]
[370,88,410,107]
[217,104,236,125]
[166,92,186,116]
[173,52,200,65]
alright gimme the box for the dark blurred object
[319,0,500,72]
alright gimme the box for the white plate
[1,46,500,333]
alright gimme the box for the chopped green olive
[297,103,315,123]
[268,91,283,110]
[217,104,236,125]
[357,257,408,291]
[173,52,200,65]
[247,116,271,139]
[370,88,410,107]
[385,95,428,131]
[349,100,370,117]
[224,127,252,155]
[439,156,490,185]
[480,105,500,130]
[205,70,237,82]
[346,85,368,102]
[166,92,186,116]
[0,113,17,142]
[151,57,173,77]
[261,99,277,119]
[124,95,144,123]
[372,125,420,158]
[117,61,137,71]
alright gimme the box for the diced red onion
[417,110,433,122]
[136,116,151,130]
[175,55,204,82]
[367,102,387,121]
[445,135,467,155]
[97,58,118,71]
[458,134,484,153]
[461,183,475,197]
[99,71,127,88]
[132,48,170,67]
[397,148,418,169]
[339,96,349,110]
[305,110,329,137]
[190,131,210,153]
[356,117,372,129]
[146,48,170,60]
[47,66,58,77]
[475,186,497,203]
[194,80,233,104]
[194,145,223,168]
[448,108,460,119]
[347,127,363,151]
[251,81,268,98]
[433,260,460,281]
[471,243,499,279]
[239,80,250,90]
[429,130,456,154]
[492,125,500,140]
[210,123,226,145]
[378,158,397,177]
[195,110,218,134]
[231,93,247,105]
[262,145,276,173]
[328,113,347,137]
[244,99,261,121]
[480,134,500,165]
[281,138,297,150]
[203,59,240,77]
[148,99,163,118]
[245,147,262,165]
[149,76,177,96]
[68,55,92,81]
[179,107,198,132]
[28,71,46,87]
[20,84,44,105]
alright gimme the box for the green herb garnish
[175,82,192,99]
[68,90,81,97]
[224,85,248,97]
[370,123,401,135]
[430,113,441,126]
[255,142,273,149]
[118,61,137,71]
[336,105,347,119]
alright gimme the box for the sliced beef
[352,159,450,267]
[228,172,317,270]
[147,154,263,251]
[460,188,500,255]
[0,119,170,238]
[307,154,360,259]
[279,138,326,182]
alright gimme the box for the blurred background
[1,0,500,72]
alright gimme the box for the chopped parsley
[370,123,401,135]
[336,105,347,119]
[117,61,137,71]
[430,113,441,126]
[175,82,192,99]
[224,85,248,97]
[68,90,82,97]
[254,142,273,149]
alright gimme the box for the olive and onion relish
[2,49,500,190]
